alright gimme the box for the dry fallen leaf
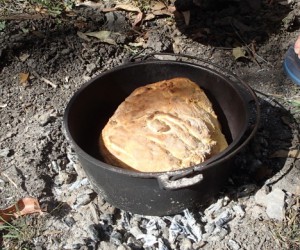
[77,31,91,42]
[115,4,141,12]
[132,12,144,27]
[151,1,166,11]
[145,13,156,21]
[232,47,248,60]
[84,31,117,45]
[270,149,300,158]
[0,197,42,224]
[19,72,29,86]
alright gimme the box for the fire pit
[63,55,260,216]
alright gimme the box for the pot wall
[64,60,257,215]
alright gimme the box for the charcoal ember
[116,211,131,231]
[88,224,101,242]
[63,216,76,227]
[158,238,170,250]
[100,213,113,225]
[145,218,161,237]
[214,209,233,228]
[110,231,123,246]
[167,210,202,244]
[204,198,224,219]
[127,236,144,249]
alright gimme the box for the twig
[1,173,18,189]
[0,13,46,20]
[257,234,267,249]
[231,22,273,67]
[40,76,57,89]
[32,71,57,89]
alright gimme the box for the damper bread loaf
[99,77,228,172]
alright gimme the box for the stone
[265,188,285,221]
[98,241,117,250]
[0,147,10,157]
[110,231,123,246]
[228,239,241,250]
[233,205,245,218]
[214,209,233,228]
[117,245,131,250]
[254,188,268,207]
[181,238,192,250]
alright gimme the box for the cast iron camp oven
[63,54,260,216]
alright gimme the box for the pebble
[233,205,245,218]
[88,224,101,242]
[254,187,286,220]
[254,188,268,207]
[110,231,123,246]
[63,216,76,227]
[265,189,285,221]
[228,239,241,250]
[117,245,131,250]
[73,190,96,208]
[181,238,192,250]
[214,209,233,228]
[35,109,57,126]
[54,171,76,185]
[0,147,10,157]
[99,241,118,250]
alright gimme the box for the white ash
[48,158,250,250]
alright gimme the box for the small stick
[231,23,272,67]
[0,13,46,21]
[32,71,57,88]
[40,76,57,89]
[2,173,18,189]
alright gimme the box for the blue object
[283,46,300,86]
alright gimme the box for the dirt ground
[0,0,299,249]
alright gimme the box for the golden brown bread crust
[100,77,228,172]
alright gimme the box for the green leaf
[288,99,300,107]
[0,21,6,31]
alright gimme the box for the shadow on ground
[174,1,293,48]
